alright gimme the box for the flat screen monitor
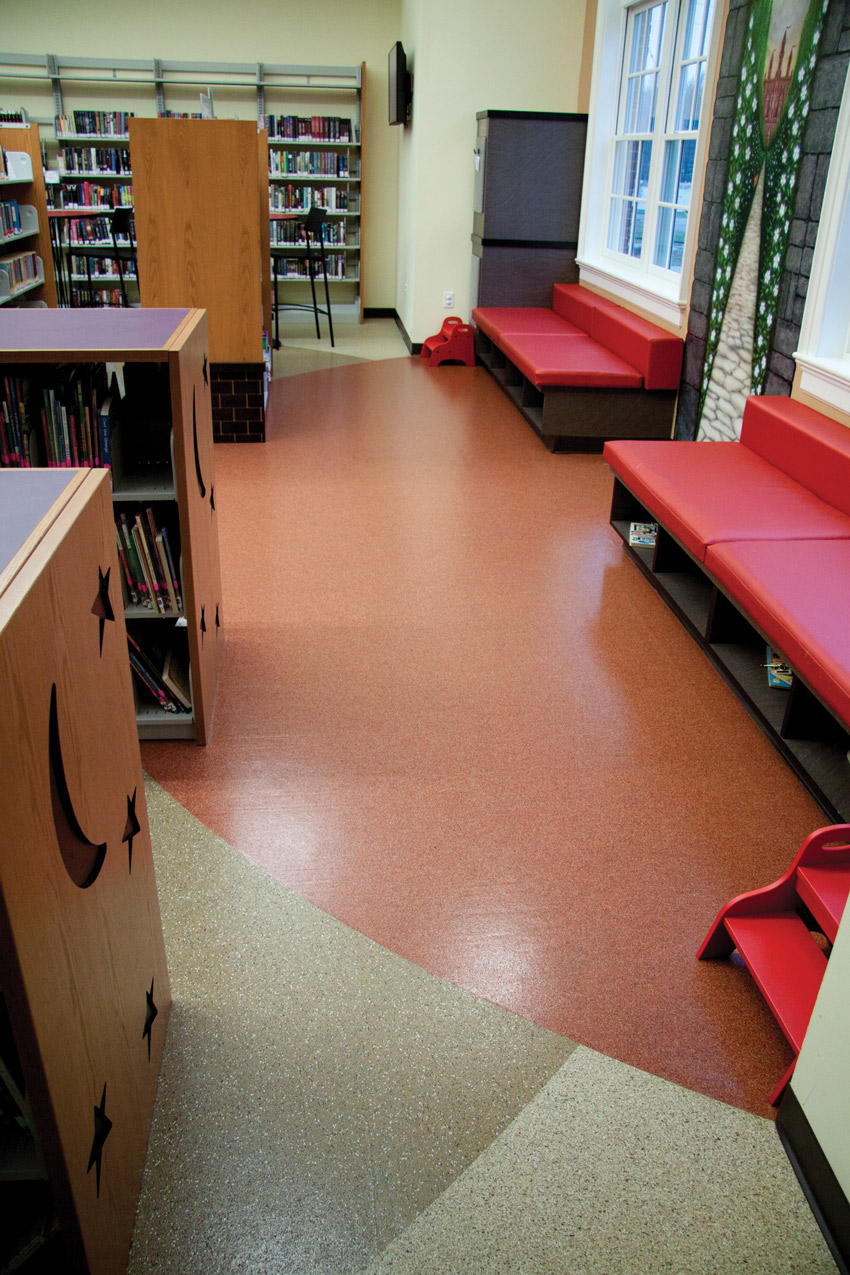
[388,41,410,126]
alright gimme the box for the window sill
[576,257,686,328]
[795,354,850,417]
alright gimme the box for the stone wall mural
[674,0,850,441]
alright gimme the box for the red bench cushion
[552,283,596,333]
[500,333,643,388]
[604,438,850,561]
[471,307,582,341]
[591,307,683,391]
[705,538,850,729]
[741,396,850,518]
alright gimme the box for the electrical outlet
[443,291,454,308]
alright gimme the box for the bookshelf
[0,466,171,1275]
[0,306,223,742]
[0,123,56,308]
[266,91,364,324]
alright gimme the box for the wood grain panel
[258,129,272,354]
[0,470,171,1275]
[131,119,264,364]
[168,309,223,745]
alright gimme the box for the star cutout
[210,484,215,514]
[215,604,220,633]
[202,354,209,387]
[123,788,141,873]
[143,978,158,1060]
[87,1083,113,1197]
[91,566,115,655]
[200,605,207,646]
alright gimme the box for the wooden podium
[0,468,171,1274]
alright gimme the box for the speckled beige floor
[129,778,575,1274]
[366,1048,836,1275]
[130,779,836,1274]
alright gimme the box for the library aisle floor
[136,347,836,1271]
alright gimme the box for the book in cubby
[0,306,222,743]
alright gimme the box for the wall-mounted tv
[388,41,411,126]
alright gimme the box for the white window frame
[577,0,724,325]
[794,61,850,416]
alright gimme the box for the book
[766,646,793,689]
[629,521,658,546]
[160,645,192,711]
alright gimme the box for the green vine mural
[698,0,828,421]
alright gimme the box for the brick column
[210,363,266,443]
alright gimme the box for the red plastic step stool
[419,316,475,367]
[698,823,850,1104]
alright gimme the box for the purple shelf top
[0,469,80,578]
[0,307,193,354]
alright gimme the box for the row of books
[274,255,351,281]
[0,147,12,180]
[126,629,191,714]
[69,287,128,307]
[263,114,353,142]
[269,186,353,212]
[56,215,132,245]
[55,111,133,138]
[57,147,133,176]
[269,151,353,178]
[0,199,23,238]
[0,367,114,469]
[49,184,134,209]
[0,250,41,293]
[116,508,183,615]
[270,222,354,247]
[70,255,137,280]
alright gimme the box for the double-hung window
[578,0,720,322]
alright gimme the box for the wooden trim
[0,470,87,597]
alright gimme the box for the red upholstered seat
[500,333,643,388]
[471,307,582,341]
[603,438,850,561]
[705,538,850,729]
[741,396,850,518]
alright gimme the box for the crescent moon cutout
[193,388,207,500]
[49,684,107,889]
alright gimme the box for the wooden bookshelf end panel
[169,309,224,745]
[0,470,171,1275]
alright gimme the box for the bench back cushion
[551,283,596,333]
[741,396,850,518]
[551,284,682,390]
[590,307,683,391]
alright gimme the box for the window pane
[637,139,652,197]
[612,140,643,197]
[692,61,707,129]
[676,62,697,130]
[676,139,695,205]
[646,2,667,69]
[683,0,710,60]
[630,9,649,72]
[638,70,660,132]
[669,209,688,270]
[654,206,673,266]
[660,140,679,202]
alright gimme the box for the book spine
[159,525,183,614]
[128,648,177,713]
[115,528,139,606]
[134,514,165,614]
[119,514,151,608]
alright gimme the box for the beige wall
[0,0,402,310]
[397,0,588,343]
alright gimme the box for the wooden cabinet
[0,306,223,742]
[471,110,587,308]
[0,124,57,308]
[0,467,171,1274]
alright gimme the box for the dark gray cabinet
[472,110,587,308]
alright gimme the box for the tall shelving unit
[0,122,56,307]
[0,466,171,1274]
[0,54,365,325]
[52,111,137,309]
[0,307,223,742]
